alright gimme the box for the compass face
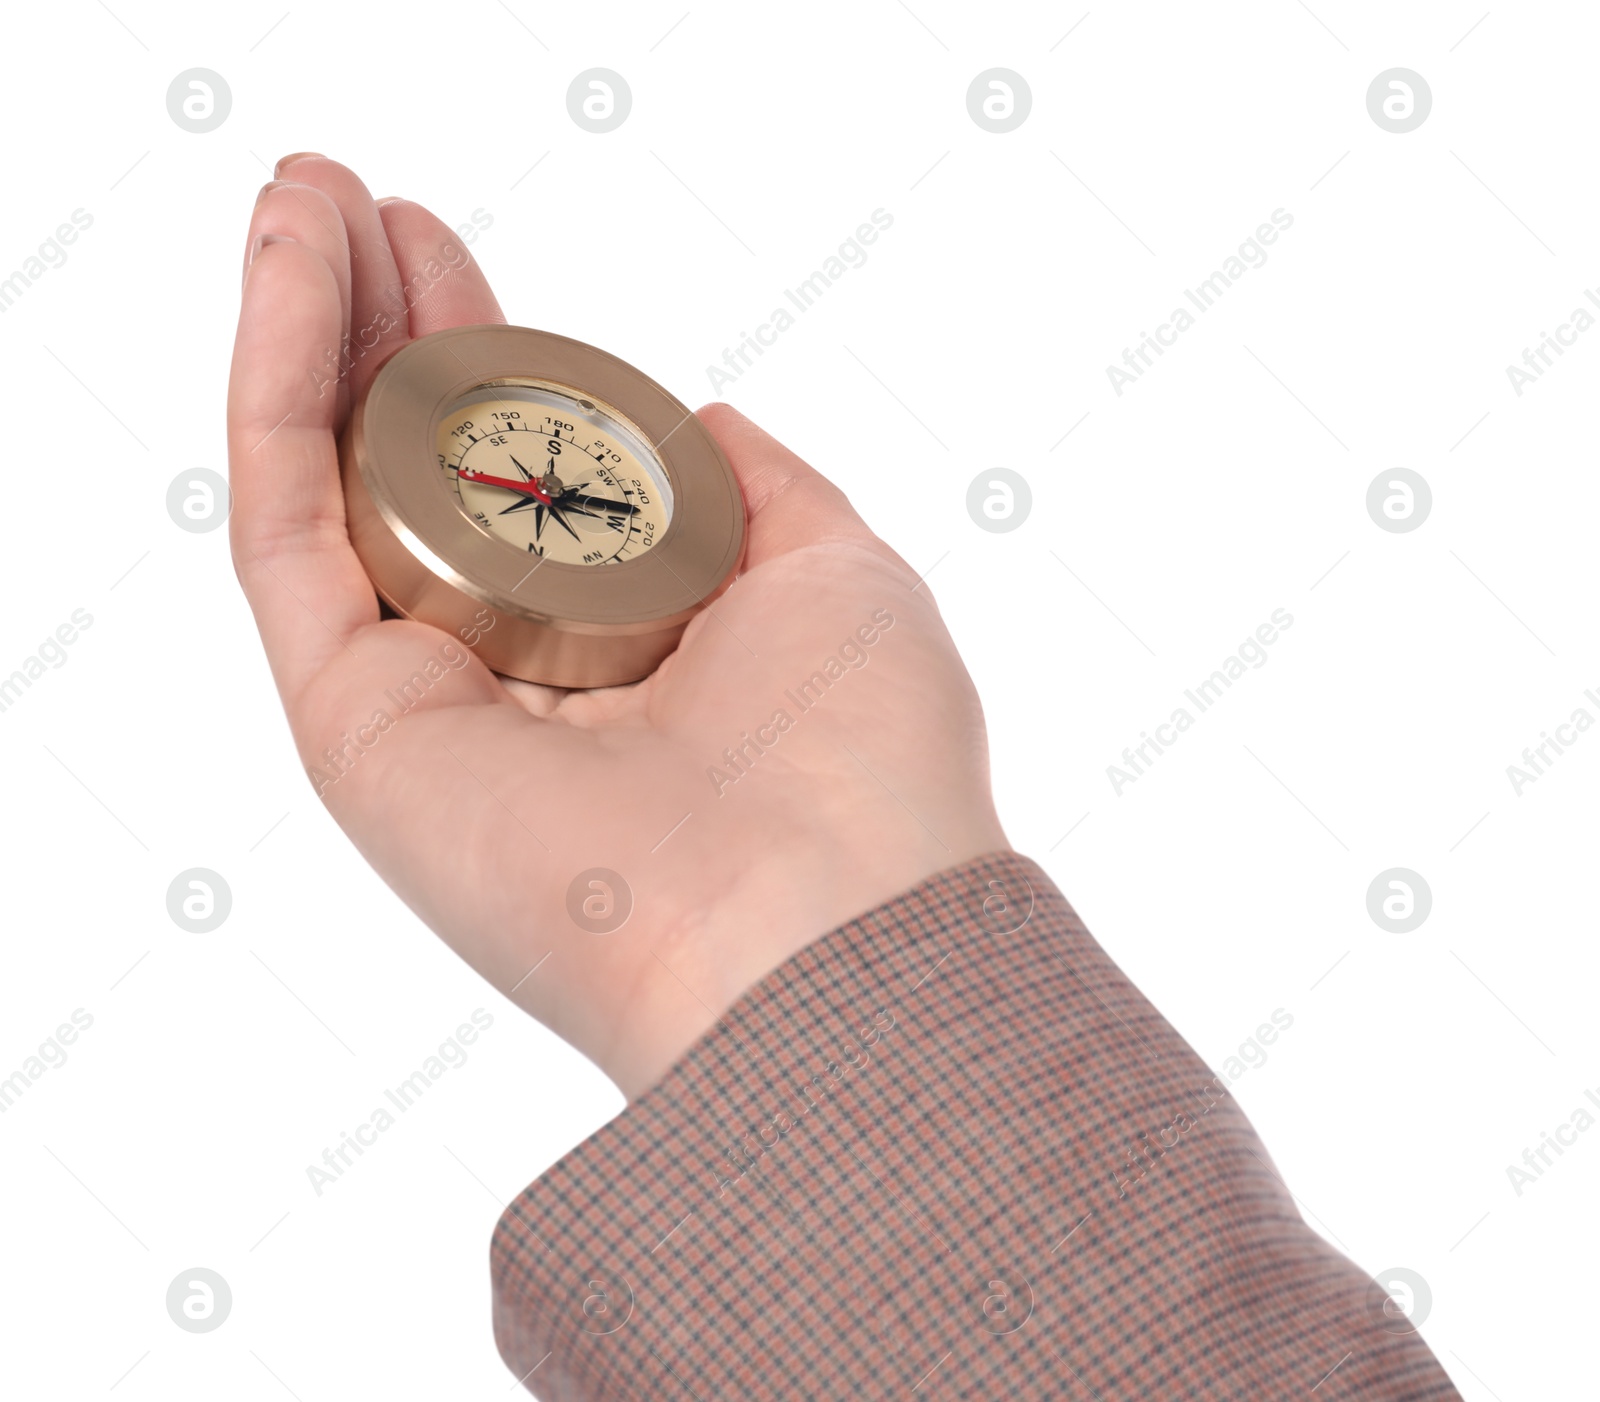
[436,384,674,566]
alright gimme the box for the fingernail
[375,196,404,207]
[255,179,287,205]
[275,151,323,175]
[243,232,296,290]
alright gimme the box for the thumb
[696,402,891,569]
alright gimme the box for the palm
[230,159,1006,1095]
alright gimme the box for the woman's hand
[228,155,1009,1098]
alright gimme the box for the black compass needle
[565,493,639,517]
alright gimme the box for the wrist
[603,820,1011,1100]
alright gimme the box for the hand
[228,155,1010,1098]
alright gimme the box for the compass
[339,324,745,689]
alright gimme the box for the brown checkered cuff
[491,850,1459,1399]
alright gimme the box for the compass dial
[436,384,673,566]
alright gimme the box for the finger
[228,227,377,709]
[695,402,889,569]
[244,180,355,418]
[273,154,408,404]
[376,198,505,337]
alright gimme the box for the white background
[0,0,1590,1395]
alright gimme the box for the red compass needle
[456,467,555,505]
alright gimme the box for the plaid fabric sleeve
[490,850,1460,1399]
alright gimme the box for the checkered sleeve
[490,850,1459,1399]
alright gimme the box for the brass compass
[339,324,745,688]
